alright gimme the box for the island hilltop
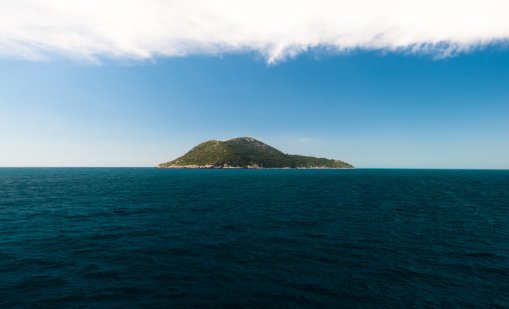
[158,137,353,169]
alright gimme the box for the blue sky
[1,49,508,168]
[2,1,509,168]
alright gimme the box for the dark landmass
[158,137,353,169]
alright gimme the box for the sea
[1,168,508,308]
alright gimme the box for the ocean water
[1,168,508,308]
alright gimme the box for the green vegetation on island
[158,137,353,169]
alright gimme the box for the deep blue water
[1,168,509,308]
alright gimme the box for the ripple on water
[1,168,509,308]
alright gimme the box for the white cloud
[1,0,508,63]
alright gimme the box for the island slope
[158,137,353,169]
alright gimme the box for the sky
[1,1,509,168]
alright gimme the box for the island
[157,137,353,169]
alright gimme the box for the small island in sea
[158,137,353,169]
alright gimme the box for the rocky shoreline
[156,164,353,169]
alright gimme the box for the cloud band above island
[1,0,509,63]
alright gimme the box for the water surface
[1,168,508,307]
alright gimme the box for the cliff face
[158,137,353,169]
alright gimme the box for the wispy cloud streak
[1,0,508,63]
